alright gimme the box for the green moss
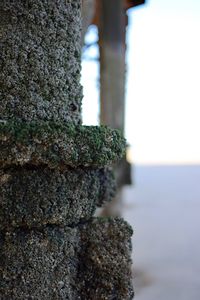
[0,120,126,168]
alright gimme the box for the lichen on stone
[0,120,126,168]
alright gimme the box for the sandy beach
[123,165,200,300]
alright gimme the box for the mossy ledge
[0,120,126,168]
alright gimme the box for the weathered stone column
[0,1,134,299]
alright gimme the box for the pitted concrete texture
[0,1,133,299]
[0,218,133,300]
[0,226,80,300]
[0,0,82,123]
[0,167,116,230]
[78,217,134,300]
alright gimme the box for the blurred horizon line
[130,162,200,167]
[127,148,200,166]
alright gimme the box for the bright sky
[82,0,200,165]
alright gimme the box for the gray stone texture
[0,167,115,230]
[0,218,133,300]
[78,217,134,300]
[0,0,133,299]
[0,0,82,123]
[0,226,80,300]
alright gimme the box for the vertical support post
[99,0,131,215]
[81,0,96,46]
[99,0,126,133]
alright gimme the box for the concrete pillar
[0,1,133,299]
[0,0,82,124]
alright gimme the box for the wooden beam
[99,0,126,132]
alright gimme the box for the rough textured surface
[0,226,80,300]
[0,218,133,300]
[0,0,82,123]
[0,167,115,230]
[0,1,134,299]
[78,217,134,300]
[0,120,126,168]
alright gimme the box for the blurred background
[81,0,200,299]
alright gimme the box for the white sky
[82,0,200,165]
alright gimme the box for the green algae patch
[0,120,126,168]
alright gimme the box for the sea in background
[122,164,200,300]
